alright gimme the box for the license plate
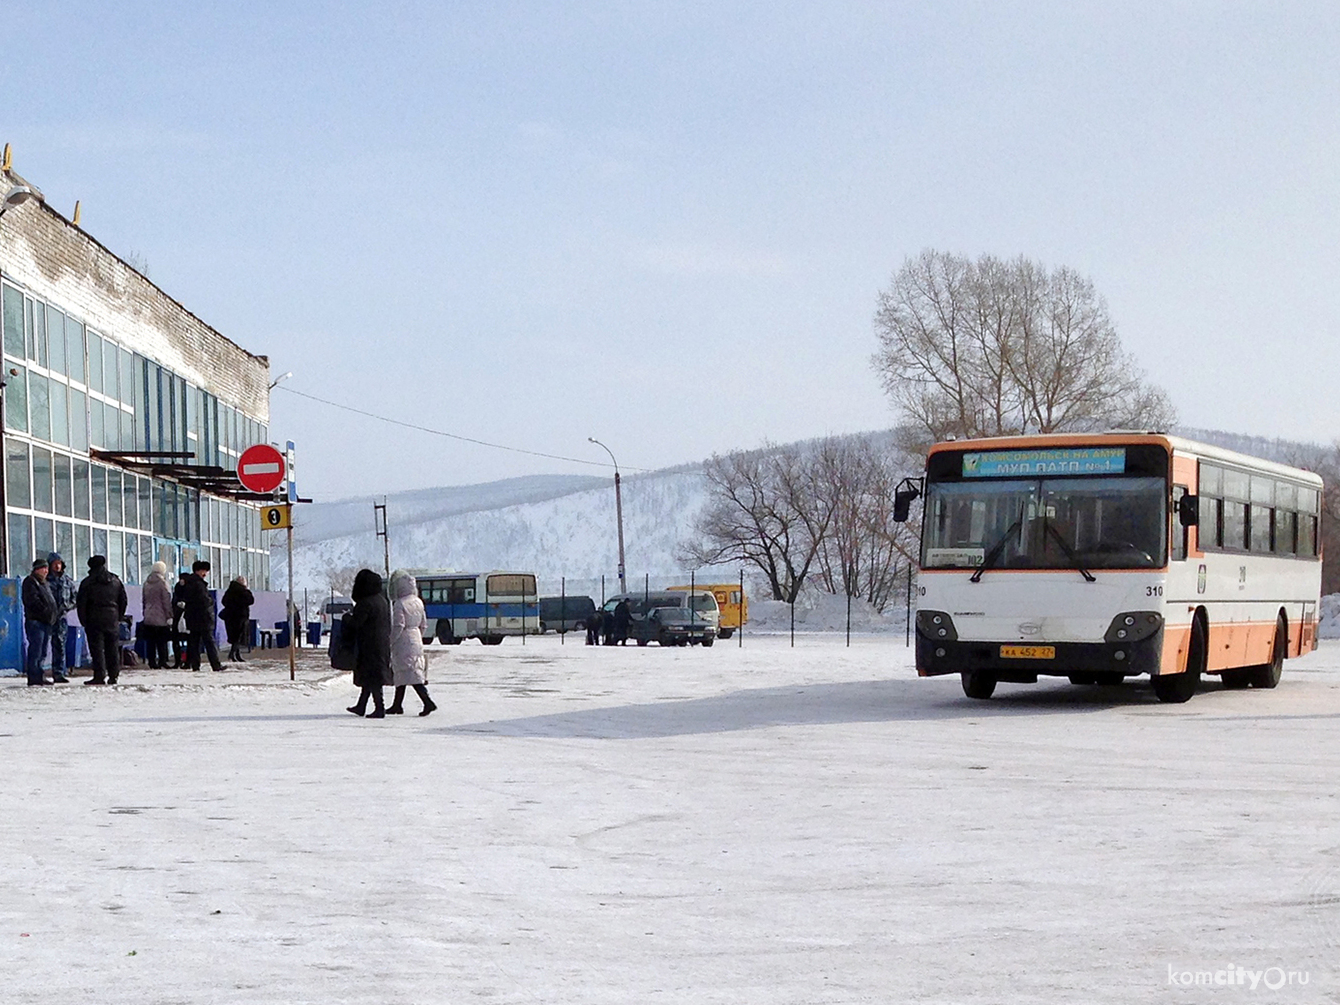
[1000,645,1055,660]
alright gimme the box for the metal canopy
[89,449,281,502]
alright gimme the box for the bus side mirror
[1177,493,1199,527]
[893,484,921,523]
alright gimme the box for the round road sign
[237,444,286,494]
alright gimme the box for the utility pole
[588,438,626,593]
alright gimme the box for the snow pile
[748,592,908,633]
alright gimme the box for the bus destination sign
[962,447,1127,478]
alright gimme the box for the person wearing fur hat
[141,561,174,669]
[22,558,59,686]
[76,555,128,685]
[345,568,392,718]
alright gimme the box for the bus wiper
[970,507,1025,583]
[1043,519,1096,583]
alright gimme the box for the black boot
[386,686,406,714]
[414,684,437,717]
[365,687,386,718]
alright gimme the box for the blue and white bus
[413,570,540,645]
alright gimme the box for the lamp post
[0,184,37,575]
[588,437,626,594]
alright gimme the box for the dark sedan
[629,607,717,647]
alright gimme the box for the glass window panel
[89,397,104,448]
[53,454,72,517]
[68,388,88,452]
[87,332,103,393]
[107,469,123,526]
[123,474,137,530]
[91,465,107,524]
[118,348,133,406]
[139,534,153,584]
[1223,500,1247,550]
[1249,476,1274,505]
[5,364,27,432]
[28,372,50,442]
[1276,482,1297,510]
[2,282,23,357]
[1301,515,1318,556]
[6,441,30,509]
[66,320,85,384]
[72,460,90,520]
[1299,488,1320,514]
[50,379,69,447]
[124,533,139,585]
[133,355,147,451]
[138,477,151,531]
[47,309,65,376]
[149,364,161,451]
[104,401,120,451]
[107,531,124,578]
[24,298,33,359]
[55,521,73,568]
[31,447,53,513]
[33,300,46,367]
[103,339,118,401]
[1222,469,1249,501]
[1275,509,1297,556]
[74,523,91,576]
[34,517,53,559]
[92,526,108,563]
[1249,504,1271,551]
[8,513,31,578]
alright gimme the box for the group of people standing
[21,554,256,685]
[342,568,437,720]
[584,599,631,645]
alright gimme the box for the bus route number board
[1000,645,1056,660]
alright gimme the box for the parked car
[538,595,596,634]
[626,606,717,647]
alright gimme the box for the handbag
[329,613,358,671]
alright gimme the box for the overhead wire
[274,384,646,472]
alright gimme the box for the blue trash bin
[307,622,322,647]
[274,620,290,649]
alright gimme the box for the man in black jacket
[179,560,223,672]
[76,555,128,685]
[22,558,59,686]
[170,572,191,667]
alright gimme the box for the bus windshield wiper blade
[1043,519,1096,583]
[970,507,1025,583]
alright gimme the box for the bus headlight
[1104,611,1162,644]
[916,610,957,642]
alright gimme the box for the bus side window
[1172,486,1188,561]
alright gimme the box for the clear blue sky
[5,2,1338,497]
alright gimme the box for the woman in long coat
[345,568,392,718]
[220,575,255,663]
[386,570,437,716]
[141,561,174,669]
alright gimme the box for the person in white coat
[386,569,437,717]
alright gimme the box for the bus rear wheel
[1248,617,1287,689]
[961,671,997,700]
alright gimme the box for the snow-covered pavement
[1,635,1337,1003]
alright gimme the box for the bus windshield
[922,476,1167,571]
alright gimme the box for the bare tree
[322,563,360,599]
[873,250,1176,450]
[682,443,836,602]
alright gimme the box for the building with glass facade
[0,166,272,589]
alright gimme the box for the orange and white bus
[898,433,1321,703]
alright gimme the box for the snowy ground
[1,634,1337,1004]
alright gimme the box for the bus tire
[961,671,997,700]
[1248,616,1286,689]
[435,621,456,645]
[1153,618,1204,703]
[702,638,714,647]
[718,628,733,640]
[481,635,503,646]
[1220,668,1251,689]
[1093,672,1125,686]
[1068,674,1097,686]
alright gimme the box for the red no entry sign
[237,444,286,494]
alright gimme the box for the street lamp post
[588,437,626,594]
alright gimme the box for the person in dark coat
[345,568,392,718]
[47,552,77,683]
[178,560,223,672]
[612,599,632,646]
[22,558,60,686]
[221,576,255,663]
[171,572,191,667]
[76,555,128,685]
[586,609,602,645]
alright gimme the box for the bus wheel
[1248,617,1287,689]
[1093,673,1125,686]
[1068,674,1097,686]
[961,671,997,699]
[1220,669,1251,689]
[718,628,734,640]
[481,635,503,646]
[1153,619,1205,703]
